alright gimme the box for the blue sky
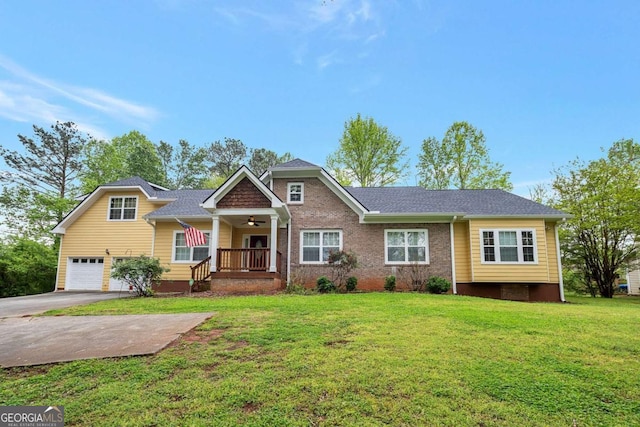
[0,0,638,196]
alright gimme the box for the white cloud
[214,1,385,68]
[317,51,339,70]
[0,54,159,139]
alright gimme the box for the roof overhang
[462,214,571,221]
[362,212,464,224]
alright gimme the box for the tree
[248,148,293,176]
[80,130,164,192]
[157,140,209,189]
[326,113,409,187]
[0,121,87,240]
[418,121,512,190]
[207,138,247,180]
[553,139,640,298]
[0,238,57,297]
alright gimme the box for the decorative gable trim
[217,177,272,209]
[201,166,285,210]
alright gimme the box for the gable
[217,177,272,209]
[52,183,163,234]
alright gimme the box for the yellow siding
[546,221,559,283]
[469,218,550,283]
[57,191,157,291]
[154,220,231,281]
[453,221,472,282]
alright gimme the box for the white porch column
[210,216,220,273]
[269,215,278,272]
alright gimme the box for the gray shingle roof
[102,173,565,219]
[345,187,565,216]
[271,158,320,169]
[104,176,160,197]
[145,189,215,218]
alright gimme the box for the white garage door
[66,257,105,291]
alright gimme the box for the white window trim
[384,229,430,265]
[480,228,538,264]
[107,196,138,221]
[299,230,342,264]
[172,230,211,263]
[287,182,304,204]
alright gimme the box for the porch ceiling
[223,214,272,229]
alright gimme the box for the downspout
[54,234,64,292]
[287,219,292,286]
[144,218,156,257]
[554,223,566,302]
[450,216,457,295]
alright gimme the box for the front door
[245,235,268,270]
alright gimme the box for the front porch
[190,248,284,294]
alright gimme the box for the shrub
[426,276,451,294]
[285,283,309,295]
[111,255,169,297]
[327,250,358,291]
[384,275,396,292]
[316,276,336,293]
[345,276,358,292]
[398,263,430,291]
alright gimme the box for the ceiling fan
[245,216,266,227]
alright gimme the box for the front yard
[1,293,639,426]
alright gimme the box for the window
[300,230,341,263]
[173,231,210,262]
[481,229,537,263]
[108,196,138,221]
[385,229,429,264]
[288,182,304,204]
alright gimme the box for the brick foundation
[456,283,562,302]
[210,277,283,294]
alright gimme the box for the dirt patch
[243,402,260,413]
[227,340,249,351]
[170,328,225,347]
[325,339,351,347]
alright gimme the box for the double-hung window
[385,229,429,264]
[108,196,137,220]
[300,230,341,263]
[288,183,304,204]
[174,231,210,262]
[481,229,537,263]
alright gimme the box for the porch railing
[190,256,212,282]
[216,248,281,272]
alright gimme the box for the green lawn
[2,293,639,426]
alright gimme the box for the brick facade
[273,177,452,291]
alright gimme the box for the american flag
[176,219,208,247]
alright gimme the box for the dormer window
[108,196,138,221]
[287,182,304,204]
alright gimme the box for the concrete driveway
[0,292,214,368]
[0,291,128,318]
